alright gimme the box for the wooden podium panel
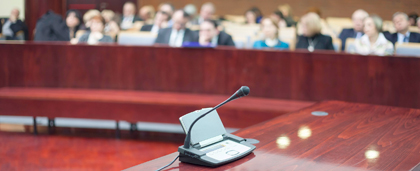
[125,101,420,171]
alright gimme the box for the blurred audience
[250,7,263,23]
[0,8,28,40]
[141,11,170,33]
[34,10,82,41]
[245,9,257,25]
[184,4,197,18]
[158,2,175,26]
[354,15,393,56]
[83,9,101,30]
[386,12,420,44]
[78,15,113,44]
[101,10,120,35]
[191,2,216,25]
[253,18,289,49]
[338,9,369,50]
[408,13,418,26]
[270,11,287,28]
[296,12,334,51]
[198,19,235,46]
[155,10,198,47]
[139,5,155,24]
[120,2,142,30]
[278,4,296,27]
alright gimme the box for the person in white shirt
[120,2,142,30]
[155,10,198,47]
[354,15,394,56]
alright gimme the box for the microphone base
[177,133,256,167]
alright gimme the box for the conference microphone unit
[176,86,256,167]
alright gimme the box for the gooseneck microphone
[183,86,250,149]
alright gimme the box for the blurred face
[246,11,256,24]
[363,18,378,37]
[90,20,104,32]
[10,9,19,18]
[140,8,151,20]
[199,21,218,41]
[393,14,410,33]
[352,13,366,32]
[200,6,214,20]
[418,20,420,29]
[154,12,168,26]
[409,18,416,26]
[172,11,188,31]
[261,19,277,39]
[160,4,174,16]
[66,12,80,28]
[123,4,135,17]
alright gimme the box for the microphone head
[239,86,250,96]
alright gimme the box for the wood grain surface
[126,101,420,171]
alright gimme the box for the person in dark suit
[0,8,28,40]
[386,12,420,45]
[34,10,82,41]
[198,19,235,46]
[296,12,334,52]
[120,2,143,30]
[338,9,369,51]
[190,2,216,26]
[140,11,170,34]
[155,10,198,47]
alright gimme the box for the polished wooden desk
[1,42,420,109]
[126,101,420,171]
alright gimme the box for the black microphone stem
[183,96,234,149]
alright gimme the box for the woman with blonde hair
[253,18,289,49]
[296,12,334,51]
[353,15,393,56]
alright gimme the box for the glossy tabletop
[125,101,420,171]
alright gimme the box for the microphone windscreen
[241,86,250,96]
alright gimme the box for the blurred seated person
[198,19,235,46]
[386,12,420,44]
[278,4,296,27]
[34,10,82,41]
[158,2,175,26]
[78,15,113,44]
[101,10,120,35]
[408,13,418,26]
[296,12,334,52]
[155,10,198,47]
[0,8,28,40]
[184,4,197,19]
[250,7,263,24]
[120,2,143,30]
[270,10,287,28]
[338,9,369,50]
[83,9,101,30]
[245,10,257,25]
[253,18,289,49]
[141,11,170,34]
[139,5,155,24]
[191,2,215,25]
[354,15,393,56]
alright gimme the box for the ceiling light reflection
[365,150,379,159]
[298,126,312,139]
[276,136,290,149]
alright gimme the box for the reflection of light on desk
[276,136,290,149]
[298,126,312,139]
[365,150,379,159]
